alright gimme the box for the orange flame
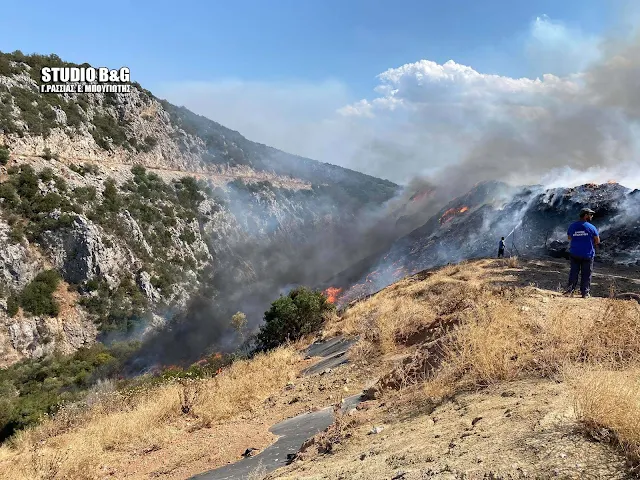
[440,206,470,224]
[324,286,343,303]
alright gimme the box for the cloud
[335,20,640,192]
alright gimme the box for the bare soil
[271,379,632,479]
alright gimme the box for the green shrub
[6,295,19,317]
[19,270,60,317]
[0,182,20,209]
[179,230,196,244]
[257,286,334,350]
[0,145,9,165]
[140,135,158,152]
[91,113,127,150]
[73,185,97,204]
[80,277,149,333]
[11,164,38,200]
[39,167,54,182]
[101,178,122,212]
[0,340,140,441]
[42,147,58,161]
[8,223,24,243]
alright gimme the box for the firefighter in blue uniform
[564,208,600,298]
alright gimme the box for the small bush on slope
[0,145,9,165]
[18,270,60,317]
[257,286,335,350]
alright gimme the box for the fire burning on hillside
[324,286,343,303]
[440,206,470,224]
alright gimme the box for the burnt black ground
[501,257,640,298]
[331,182,640,305]
[190,337,362,480]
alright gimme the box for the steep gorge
[0,51,401,368]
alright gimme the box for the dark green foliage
[39,167,54,182]
[257,287,335,350]
[0,145,9,165]
[91,113,128,150]
[19,270,60,317]
[0,182,20,209]
[61,101,83,127]
[0,92,19,135]
[100,178,122,212]
[179,230,196,244]
[11,164,38,200]
[140,135,158,153]
[6,295,19,317]
[54,176,67,193]
[12,86,48,137]
[174,176,205,212]
[0,341,140,441]
[72,185,97,204]
[42,147,59,160]
[8,223,24,244]
[0,55,22,75]
[79,278,148,333]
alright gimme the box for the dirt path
[11,153,312,189]
[191,338,366,480]
[498,258,640,298]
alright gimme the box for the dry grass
[415,296,640,401]
[327,262,491,361]
[332,259,640,469]
[569,367,640,466]
[0,347,299,479]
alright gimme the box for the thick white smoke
[338,19,640,196]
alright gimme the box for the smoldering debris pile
[329,181,640,305]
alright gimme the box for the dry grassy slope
[2,258,640,480]
[270,259,640,480]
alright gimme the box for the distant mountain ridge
[0,51,398,206]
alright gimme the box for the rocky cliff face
[0,51,401,366]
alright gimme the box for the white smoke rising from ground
[340,28,640,195]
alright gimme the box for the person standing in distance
[564,208,600,298]
[498,237,506,258]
